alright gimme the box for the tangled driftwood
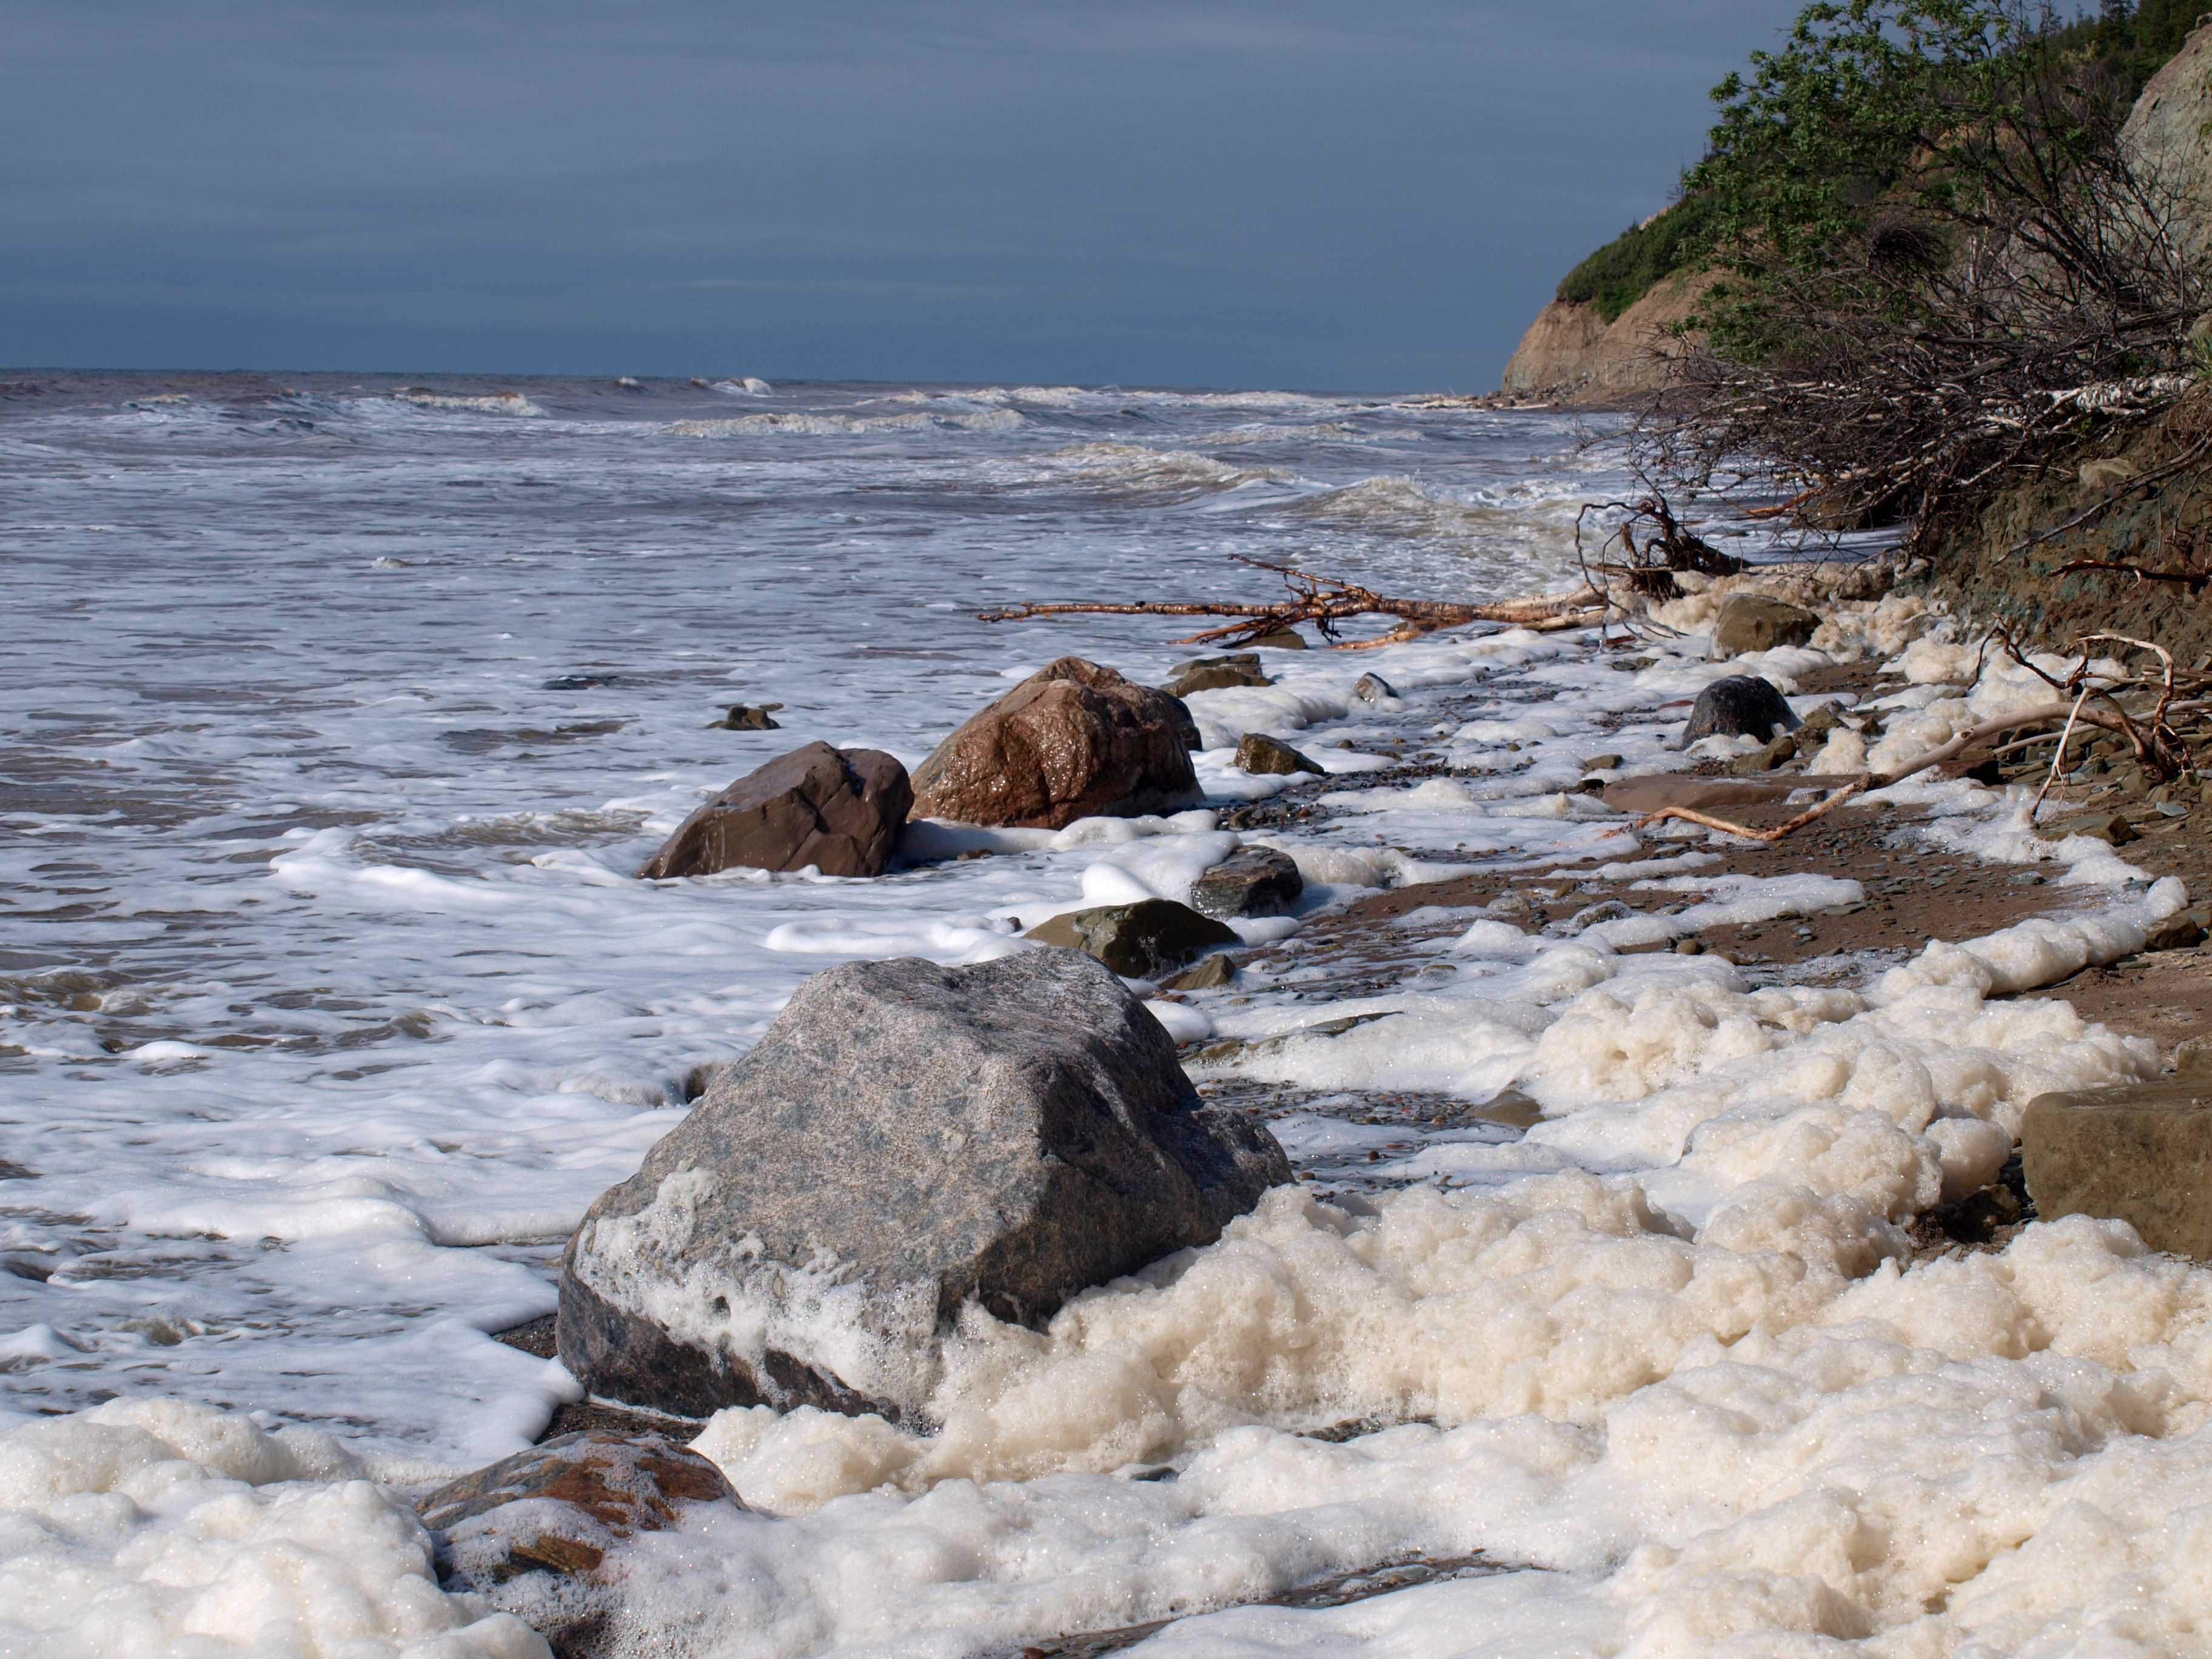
[978,557,1608,649]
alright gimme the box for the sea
[6,372,2200,1659]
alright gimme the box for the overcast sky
[2,1,1805,390]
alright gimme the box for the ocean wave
[388,390,545,417]
[1191,421,1419,446]
[1290,474,1515,537]
[708,378,773,395]
[1039,441,1293,497]
[666,409,1024,437]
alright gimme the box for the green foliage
[1555,193,1722,321]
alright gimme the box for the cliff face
[2120,22,2212,272]
[1499,269,1716,404]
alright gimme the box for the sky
[2,1,1807,391]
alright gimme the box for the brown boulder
[638,741,911,879]
[422,1431,744,1654]
[2022,1079,2212,1257]
[1712,594,1822,657]
[1235,732,1321,776]
[910,658,1200,829]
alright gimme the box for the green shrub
[1555,193,1721,321]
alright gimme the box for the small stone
[2022,1079,2212,1257]
[1025,898,1241,979]
[2036,810,2138,845]
[1166,662,1271,697]
[1235,732,1322,776]
[1796,703,1845,738]
[1712,594,1822,657]
[1189,848,1304,918]
[2145,913,2209,952]
[1164,953,1236,991]
[1353,673,1398,703]
[1673,937,1706,955]
[1681,675,1801,744]
[1581,753,1623,772]
[1470,1088,1544,1128]
[1728,736,1795,776]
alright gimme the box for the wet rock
[2022,1078,2212,1257]
[1166,658,1271,697]
[1727,736,1796,776]
[558,951,1288,1423]
[423,1431,743,1656]
[1712,594,1821,657]
[706,702,783,731]
[1581,753,1623,772]
[2036,810,2138,846]
[1680,675,1801,745]
[1025,898,1240,978]
[637,741,912,879]
[1251,626,1307,649]
[1189,848,1304,919]
[1163,953,1237,991]
[1353,673,1398,703]
[910,657,1201,830]
[1236,732,1321,776]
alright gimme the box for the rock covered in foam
[424,1430,744,1652]
[636,740,911,879]
[556,950,1290,1424]
[910,657,1201,829]
[1680,674,1801,745]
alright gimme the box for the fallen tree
[977,557,1609,649]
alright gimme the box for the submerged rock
[1250,626,1308,649]
[1189,848,1304,918]
[706,702,783,730]
[1680,675,1800,745]
[2022,1079,2212,1257]
[637,741,912,879]
[1024,898,1241,978]
[1712,594,1820,657]
[1165,655,1272,696]
[910,657,1200,829]
[557,951,1289,1423]
[1353,672,1398,703]
[1235,732,1321,776]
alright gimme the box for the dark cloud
[1,1,1803,387]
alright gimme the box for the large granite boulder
[557,951,1290,1424]
[2022,1079,2212,1257]
[1681,675,1801,745]
[1712,594,1820,657]
[2120,21,2212,275]
[910,658,1201,829]
[1023,898,1240,977]
[638,742,911,879]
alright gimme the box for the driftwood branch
[977,556,1608,649]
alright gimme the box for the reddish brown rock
[910,658,1199,829]
[421,1431,745,1656]
[638,741,912,879]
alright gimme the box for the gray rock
[1711,594,1821,657]
[1250,626,1307,649]
[1171,651,1262,676]
[2022,1078,2212,1258]
[1235,732,1322,775]
[1024,898,1240,978]
[637,742,912,879]
[557,952,1289,1424]
[2036,810,2139,846]
[1680,675,1801,745]
[1353,673,1398,703]
[1189,848,1304,919]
